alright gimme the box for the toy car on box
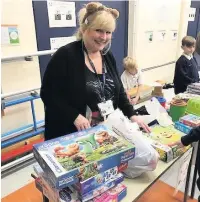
[33,125,135,189]
[143,125,190,162]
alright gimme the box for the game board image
[145,125,185,145]
[33,125,135,189]
[143,125,189,162]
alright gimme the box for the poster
[145,31,154,43]
[188,8,196,22]
[50,36,76,51]
[1,25,20,45]
[171,30,178,40]
[47,1,76,27]
[174,148,193,196]
[158,30,166,41]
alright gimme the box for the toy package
[73,163,127,195]
[92,183,127,202]
[180,114,200,127]
[175,121,192,134]
[79,173,124,202]
[143,125,189,162]
[33,125,135,189]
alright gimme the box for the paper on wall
[47,1,76,27]
[1,25,20,45]
[50,36,76,51]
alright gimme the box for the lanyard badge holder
[84,45,114,120]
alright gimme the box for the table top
[122,157,179,202]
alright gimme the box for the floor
[1,159,199,202]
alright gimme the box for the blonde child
[121,57,143,104]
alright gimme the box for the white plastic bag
[106,109,159,178]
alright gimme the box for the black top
[173,55,199,94]
[181,126,200,146]
[40,40,136,140]
[85,63,115,112]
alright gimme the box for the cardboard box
[79,173,124,202]
[175,121,192,134]
[92,183,127,202]
[128,85,153,98]
[143,125,190,162]
[180,114,200,127]
[33,125,135,189]
[73,163,127,195]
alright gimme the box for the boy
[121,57,143,104]
[173,36,199,95]
[169,126,200,202]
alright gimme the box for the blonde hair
[182,36,196,47]
[123,57,138,71]
[196,32,200,55]
[76,2,119,40]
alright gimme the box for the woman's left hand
[130,115,151,133]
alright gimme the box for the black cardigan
[173,55,199,94]
[41,40,136,140]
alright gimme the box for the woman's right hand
[74,114,91,131]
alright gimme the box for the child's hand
[168,140,184,148]
[131,97,139,105]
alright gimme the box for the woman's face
[83,28,112,52]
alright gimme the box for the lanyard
[84,46,107,102]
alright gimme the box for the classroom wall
[1,0,44,133]
[128,0,191,84]
[1,0,192,134]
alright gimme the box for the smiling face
[83,28,112,52]
[81,10,116,53]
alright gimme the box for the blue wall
[32,1,129,79]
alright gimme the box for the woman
[41,2,150,140]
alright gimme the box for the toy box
[92,183,127,202]
[73,163,127,195]
[33,125,135,189]
[175,121,192,134]
[79,173,124,202]
[143,125,190,162]
[180,114,200,127]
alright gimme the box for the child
[173,36,199,95]
[121,56,143,104]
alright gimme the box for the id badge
[97,100,114,117]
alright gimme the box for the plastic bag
[105,109,159,178]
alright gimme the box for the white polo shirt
[121,70,143,90]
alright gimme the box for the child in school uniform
[121,57,143,104]
[173,36,199,95]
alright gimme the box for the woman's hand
[130,115,151,133]
[74,114,91,131]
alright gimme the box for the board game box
[180,114,200,127]
[33,125,135,189]
[73,163,127,195]
[175,121,192,134]
[79,173,124,202]
[143,125,190,162]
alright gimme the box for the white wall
[1,0,44,133]
[128,0,191,83]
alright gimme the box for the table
[122,158,180,202]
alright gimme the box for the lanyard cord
[84,45,107,102]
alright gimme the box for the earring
[102,41,111,55]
